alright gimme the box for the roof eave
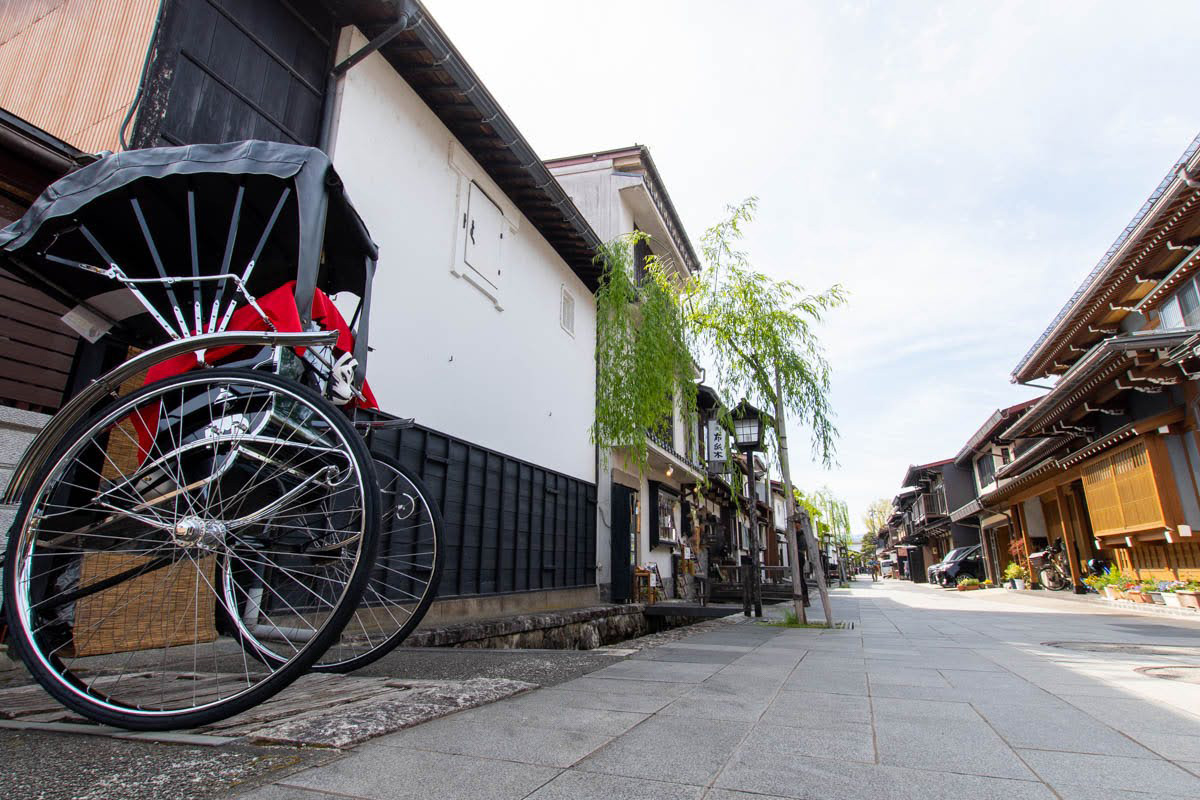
[1012,133,1200,382]
[333,1,603,290]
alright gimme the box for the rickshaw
[1,140,442,730]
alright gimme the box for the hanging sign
[707,421,727,466]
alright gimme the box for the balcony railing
[912,490,947,524]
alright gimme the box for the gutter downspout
[319,2,419,153]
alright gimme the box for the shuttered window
[464,182,505,290]
[1080,440,1166,536]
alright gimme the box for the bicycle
[1030,540,1072,591]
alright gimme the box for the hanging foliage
[592,232,698,475]
[685,198,846,467]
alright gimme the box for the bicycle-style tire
[3,368,381,730]
[228,455,443,673]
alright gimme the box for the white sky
[423,0,1200,533]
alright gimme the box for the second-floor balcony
[912,489,947,524]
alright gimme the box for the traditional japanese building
[983,132,1200,586]
[890,458,978,582]
[948,399,1039,583]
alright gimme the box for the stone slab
[457,692,648,736]
[970,699,1156,758]
[367,715,613,767]
[873,714,1035,779]
[584,660,723,683]
[250,678,535,748]
[737,721,875,764]
[714,751,1055,800]
[657,684,774,722]
[524,769,703,800]
[279,746,560,800]
[576,715,751,786]
[763,689,872,727]
[1016,749,1200,793]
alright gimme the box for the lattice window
[1080,440,1165,536]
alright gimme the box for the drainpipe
[318,1,419,153]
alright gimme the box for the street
[228,579,1200,799]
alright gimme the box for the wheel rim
[9,372,374,719]
[246,458,442,670]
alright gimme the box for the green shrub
[1002,562,1028,582]
[957,576,981,587]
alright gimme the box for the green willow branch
[592,232,697,475]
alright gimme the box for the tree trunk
[773,364,833,627]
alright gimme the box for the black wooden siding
[367,422,597,598]
[135,0,334,148]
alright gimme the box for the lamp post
[731,400,765,618]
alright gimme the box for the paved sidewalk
[233,579,1200,800]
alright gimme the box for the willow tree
[808,486,852,583]
[687,199,846,625]
[591,232,696,474]
[861,498,892,554]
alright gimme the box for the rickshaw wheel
[3,368,380,730]
[235,455,444,673]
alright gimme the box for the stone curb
[403,603,649,648]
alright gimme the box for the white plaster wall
[1022,497,1049,541]
[329,30,596,482]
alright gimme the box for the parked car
[931,545,984,586]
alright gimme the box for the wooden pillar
[1013,501,1037,587]
[1054,485,1085,592]
[1065,486,1094,561]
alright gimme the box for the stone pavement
[230,578,1200,800]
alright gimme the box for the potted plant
[1177,580,1200,610]
[1085,568,1126,600]
[1146,580,1166,605]
[957,577,982,591]
[1003,562,1028,590]
[1123,578,1153,604]
[1083,571,1107,595]
[1161,581,1185,608]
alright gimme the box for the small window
[1159,295,1183,329]
[560,286,575,336]
[1179,279,1200,326]
[975,453,996,488]
[464,182,504,289]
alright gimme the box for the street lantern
[730,400,765,453]
[730,399,765,617]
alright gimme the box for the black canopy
[0,140,378,346]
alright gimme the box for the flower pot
[1013,579,1026,591]
[1177,590,1200,610]
[1148,591,1165,605]
[1162,592,1183,608]
[957,584,981,591]
[1126,590,1153,604]
[1103,586,1121,600]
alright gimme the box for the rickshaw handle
[2,330,339,505]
